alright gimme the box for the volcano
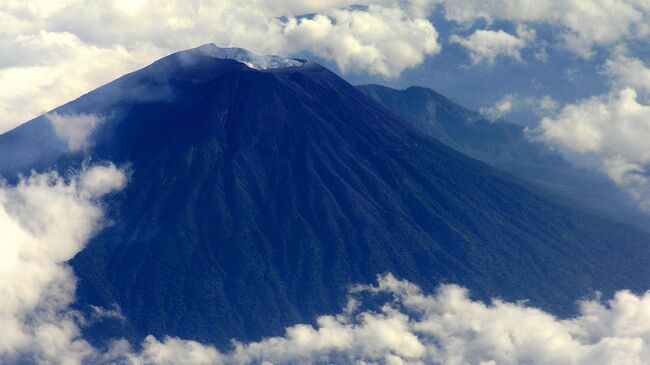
[1,44,649,347]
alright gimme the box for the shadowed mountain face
[1,44,650,347]
[357,84,647,227]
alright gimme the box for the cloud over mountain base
[0,163,126,364]
[111,274,650,365]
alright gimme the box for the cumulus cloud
[603,51,650,95]
[531,53,650,210]
[117,337,224,365]
[46,113,103,152]
[480,94,515,120]
[94,274,650,365]
[283,5,440,76]
[0,0,441,132]
[533,87,650,210]
[0,163,127,364]
[441,0,650,58]
[450,27,532,64]
[537,95,560,113]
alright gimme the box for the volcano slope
[1,44,649,347]
[357,84,645,226]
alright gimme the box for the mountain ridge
[357,83,648,228]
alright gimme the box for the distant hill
[1,45,649,348]
[358,84,647,227]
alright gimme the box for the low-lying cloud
[480,94,515,120]
[481,94,559,121]
[106,274,650,365]
[46,113,103,152]
[0,163,126,364]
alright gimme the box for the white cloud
[122,337,224,365]
[0,30,162,133]
[480,94,515,120]
[603,156,650,211]
[441,0,650,58]
[538,95,560,113]
[283,5,440,77]
[450,27,532,64]
[98,274,650,365]
[0,0,441,132]
[603,52,650,96]
[0,163,127,364]
[46,113,103,152]
[481,94,559,121]
[533,87,650,210]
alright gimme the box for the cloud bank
[0,163,127,364]
[102,274,650,365]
